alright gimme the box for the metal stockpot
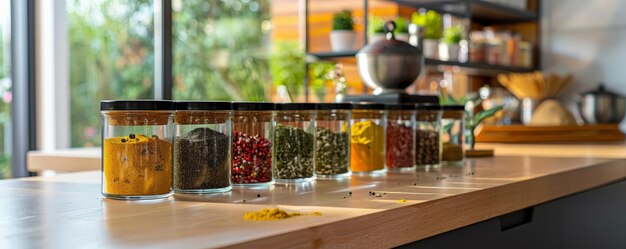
[356,21,423,95]
[577,84,626,124]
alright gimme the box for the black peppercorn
[129,133,136,139]
[257,194,261,198]
[121,138,127,143]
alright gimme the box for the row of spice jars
[100,100,465,200]
[100,100,353,200]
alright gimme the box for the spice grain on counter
[315,127,349,175]
[232,131,273,184]
[174,127,230,190]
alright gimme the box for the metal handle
[384,20,396,40]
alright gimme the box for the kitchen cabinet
[401,179,626,248]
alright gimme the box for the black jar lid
[100,100,175,111]
[442,105,465,111]
[351,102,386,110]
[175,101,232,110]
[231,101,275,111]
[415,103,442,111]
[316,103,352,110]
[275,103,317,110]
[385,103,416,110]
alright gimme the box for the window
[172,0,272,101]
[0,0,12,178]
[67,0,154,147]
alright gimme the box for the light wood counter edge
[223,159,626,248]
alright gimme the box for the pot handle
[384,20,396,41]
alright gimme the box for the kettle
[577,83,626,124]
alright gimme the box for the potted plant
[412,10,442,59]
[367,16,386,44]
[393,17,410,42]
[330,10,356,52]
[439,26,463,61]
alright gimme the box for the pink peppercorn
[231,131,272,184]
[386,122,414,168]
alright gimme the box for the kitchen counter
[3,156,626,248]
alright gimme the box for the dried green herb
[315,127,349,175]
[274,124,314,179]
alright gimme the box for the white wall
[542,0,626,124]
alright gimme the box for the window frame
[11,0,37,177]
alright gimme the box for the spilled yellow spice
[243,208,321,221]
[397,199,407,203]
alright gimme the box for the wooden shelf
[308,51,357,59]
[386,0,537,24]
[425,58,536,75]
[306,52,535,76]
[471,1,538,24]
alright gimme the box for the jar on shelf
[349,102,386,174]
[385,104,416,170]
[273,103,317,183]
[231,102,275,187]
[173,101,232,193]
[315,103,352,178]
[415,104,442,167]
[441,105,465,165]
[100,100,175,200]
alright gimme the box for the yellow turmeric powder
[243,208,322,221]
[350,121,385,172]
[103,134,172,196]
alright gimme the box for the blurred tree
[67,0,154,147]
[172,0,271,101]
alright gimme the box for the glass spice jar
[173,101,232,193]
[101,100,175,200]
[349,102,386,174]
[231,102,275,187]
[273,103,317,183]
[441,105,465,165]
[385,104,416,171]
[415,104,442,167]
[315,103,352,178]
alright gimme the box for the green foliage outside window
[172,0,271,101]
[0,18,12,178]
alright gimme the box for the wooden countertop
[3,156,626,248]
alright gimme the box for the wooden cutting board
[475,124,625,143]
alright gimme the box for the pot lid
[357,20,420,55]
[581,83,624,98]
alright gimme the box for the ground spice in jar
[232,131,272,184]
[315,127,349,175]
[274,124,314,179]
[174,127,230,190]
[386,123,414,169]
[350,121,385,172]
[415,130,440,165]
[103,134,172,195]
